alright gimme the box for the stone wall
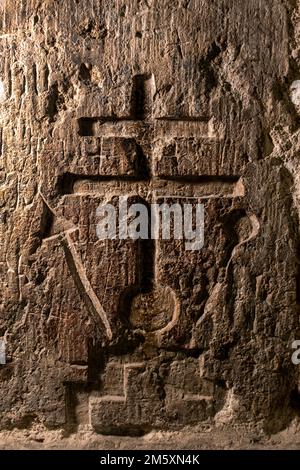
[0,0,300,435]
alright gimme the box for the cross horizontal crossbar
[78,117,216,140]
[61,174,244,200]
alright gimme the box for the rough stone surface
[1,0,300,442]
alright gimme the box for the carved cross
[43,75,244,340]
[68,75,244,335]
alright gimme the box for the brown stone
[0,0,300,442]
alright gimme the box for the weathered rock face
[0,0,300,435]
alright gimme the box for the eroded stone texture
[0,0,300,435]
